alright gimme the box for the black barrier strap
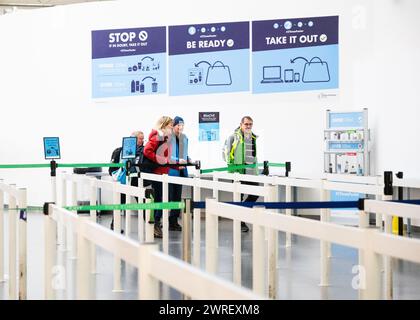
[193,201,360,210]
[193,199,420,210]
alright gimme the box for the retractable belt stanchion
[8,186,17,300]
[396,172,404,236]
[383,171,394,300]
[43,202,57,300]
[18,188,27,300]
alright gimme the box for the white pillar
[112,185,122,292]
[205,199,218,274]
[138,243,159,300]
[125,196,133,236]
[44,204,57,300]
[360,229,381,300]
[252,207,265,296]
[18,188,27,300]
[61,177,71,253]
[76,223,91,300]
[375,194,383,229]
[162,174,169,255]
[319,185,330,287]
[89,179,97,274]
[266,185,279,299]
[232,178,241,286]
[70,181,78,259]
[213,173,219,249]
[383,195,393,300]
[145,198,154,243]
[8,190,17,300]
[192,178,201,268]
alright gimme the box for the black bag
[139,153,160,174]
[109,147,122,176]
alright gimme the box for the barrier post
[252,206,266,297]
[145,198,154,243]
[18,188,27,300]
[162,174,169,255]
[266,185,279,299]
[44,203,57,300]
[8,188,17,300]
[70,181,78,258]
[360,229,382,300]
[357,201,372,299]
[232,174,241,286]
[89,179,97,274]
[125,195,133,236]
[192,177,201,268]
[182,199,192,301]
[112,184,123,292]
[396,172,404,236]
[182,199,192,264]
[285,184,292,247]
[383,171,393,300]
[205,198,218,274]
[213,172,219,250]
[138,175,145,243]
[319,182,330,287]
[138,242,159,300]
[76,219,91,300]
[0,184,4,283]
[61,176,70,253]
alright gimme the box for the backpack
[109,147,122,176]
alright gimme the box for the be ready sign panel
[252,16,339,94]
[169,21,250,96]
[92,26,166,98]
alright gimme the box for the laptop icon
[261,66,283,84]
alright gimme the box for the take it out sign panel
[169,21,250,96]
[252,16,339,94]
[92,26,166,98]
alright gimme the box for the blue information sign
[43,137,61,160]
[121,137,137,160]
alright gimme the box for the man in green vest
[223,116,262,232]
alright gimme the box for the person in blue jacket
[168,116,190,231]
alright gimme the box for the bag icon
[206,61,232,86]
[302,57,330,83]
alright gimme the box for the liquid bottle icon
[130,80,135,93]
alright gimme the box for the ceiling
[0,0,110,14]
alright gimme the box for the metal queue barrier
[43,202,261,300]
[0,179,27,300]
[2,160,420,300]
[204,198,420,299]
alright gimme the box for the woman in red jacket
[143,116,173,238]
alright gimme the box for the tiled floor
[1,211,419,300]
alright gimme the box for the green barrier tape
[200,163,259,174]
[200,162,286,174]
[268,162,286,168]
[0,164,50,169]
[0,163,123,169]
[63,201,184,212]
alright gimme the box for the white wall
[0,0,419,205]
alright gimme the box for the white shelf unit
[324,109,371,176]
